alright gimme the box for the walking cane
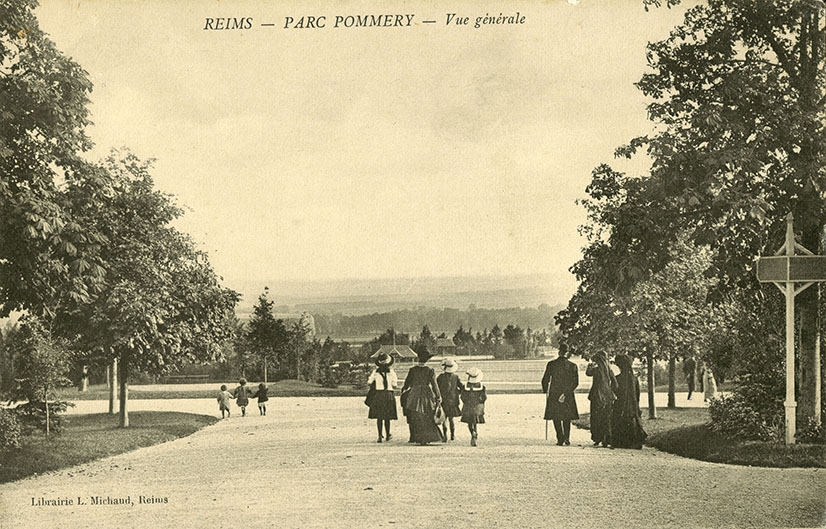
[544,386,549,441]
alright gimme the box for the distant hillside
[230,273,574,317]
[313,305,564,341]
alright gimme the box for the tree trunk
[109,359,118,415]
[798,225,822,426]
[119,356,129,428]
[44,388,50,436]
[647,350,657,419]
[667,355,676,409]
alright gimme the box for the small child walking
[253,383,269,416]
[437,358,462,441]
[460,368,487,447]
[233,378,252,417]
[217,384,233,418]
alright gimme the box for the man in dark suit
[541,343,579,446]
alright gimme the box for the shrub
[0,408,21,449]
[708,393,781,441]
[796,417,826,445]
[16,401,75,434]
[344,363,373,389]
[318,364,344,388]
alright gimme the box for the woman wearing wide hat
[400,347,444,444]
[367,352,399,442]
[437,358,462,441]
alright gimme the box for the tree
[12,318,73,435]
[624,0,826,424]
[247,288,286,382]
[0,0,107,321]
[503,324,527,359]
[75,152,238,427]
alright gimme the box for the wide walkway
[1,394,823,529]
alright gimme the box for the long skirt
[407,410,444,444]
[368,390,398,420]
[610,413,647,449]
[590,400,613,444]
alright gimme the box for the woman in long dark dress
[367,353,398,443]
[586,351,617,447]
[610,354,647,449]
[401,348,444,445]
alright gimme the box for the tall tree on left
[0,0,107,321]
[70,151,239,427]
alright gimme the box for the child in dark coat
[460,368,486,447]
[233,378,252,417]
[253,383,269,416]
[437,358,462,441]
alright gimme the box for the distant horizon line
[221,270,571,285]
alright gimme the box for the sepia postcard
[1,1,824,528]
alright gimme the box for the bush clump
[708,393,781,441]
[796,417,826,445]
[0,408,21,449]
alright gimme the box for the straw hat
[465,367,483,383]
[440,358,458,373]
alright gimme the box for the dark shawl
[587,353,617,404]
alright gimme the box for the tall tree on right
[625,1,826,424]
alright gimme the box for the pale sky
[35,0,688,294]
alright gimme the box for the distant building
[435,338,456,355]
[370,344,417,363]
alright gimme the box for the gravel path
[1,395,823,529]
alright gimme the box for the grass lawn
[573,407,826,468]
[0,411,217,483]
[58,380,548,400]
[57,381,369,400]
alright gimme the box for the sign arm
[795,282,815,296]
[795,243,814,256]
[772,282,786,294]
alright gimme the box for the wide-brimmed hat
[375,352,394,367]
[465,367,483,383]
[441,358,458,373]
[416,347,433,363]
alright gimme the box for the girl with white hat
[460,367,487,446]
[437,358,462,441]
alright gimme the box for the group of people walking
[542,346,647,449]
[366,349,486,446]
[217,378,269,418]
[216,348,655,450]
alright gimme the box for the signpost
[756,213,826,445]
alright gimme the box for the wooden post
[109,359,118,415]
[784,214,797,445]
[647,349,656,419]
[119,356,129,428]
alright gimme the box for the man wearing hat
[367,352,398,443]
[400,347,444,444]
[541,343,579,446]
[437,358,462,441]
